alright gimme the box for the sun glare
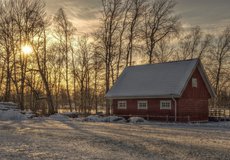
[22,45,33,55]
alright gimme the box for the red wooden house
[105,59,216,122]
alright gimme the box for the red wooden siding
[112,98,177,121]
[181,67,211,99]
[178,67,210,121]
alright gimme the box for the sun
[22,45,33,55]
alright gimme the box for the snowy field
[1,103,230,160]
[1,119,230,160]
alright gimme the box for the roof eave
[197,61,216,98]
[105,94,181,100]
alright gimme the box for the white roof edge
[106,94,181,99]
[105,67,129,96]
[197,62,216,98]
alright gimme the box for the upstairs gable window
[192,78,197,88]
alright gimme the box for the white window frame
[160,100,171,110]
[117,101,127,109]
[192,78,197,88]
[137,100,148,110]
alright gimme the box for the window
[160,100,171,110]
[138,101,148,110]
[192,78,197,88]
[117,101,127,109]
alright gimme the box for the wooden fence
[209,108,230,121]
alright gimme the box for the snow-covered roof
[106,59,215,99]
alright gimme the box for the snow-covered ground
[1,103,230,160]
[0,119,230,160]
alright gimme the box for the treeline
[0,0,229,114]
[0,0,104,114]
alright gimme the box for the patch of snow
[128,117,147,123]
[0,102,37,121]
[0,102,29,121]
[103,116,126,123]
[188,121,230,129]
[49,114,70,121]
[75,117,86,122]
[32,113,71,121]
[105,59,199,98]
[0,102,18,111]
[79,115,126,123]
[85,115,102,122]
[0,109,27,121]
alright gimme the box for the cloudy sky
[44,0,230,33]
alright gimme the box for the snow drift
[0,102,26,121]
[128,117,147,123]
[77,115,126,123]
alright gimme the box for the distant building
[106,59,216,122]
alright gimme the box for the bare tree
[0,7,13,101]
[33,32,56,114]
[94,0,124,114]
[53,8,75,112]
[207,27,230,97]
[75,36,92,114]
[70,44,77,111]
[91,49,103,114]
[0,0,49,110]
[143,0,180,64]
[177,26,212,60]
[116,0,131,79]
[48,43,64,111]
[155,38,175,63]
[27,1,56,114]
[125,0,146,66]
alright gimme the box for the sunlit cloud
[44,0,230,33]
[176,0,230,31]
[44,0,101,33]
